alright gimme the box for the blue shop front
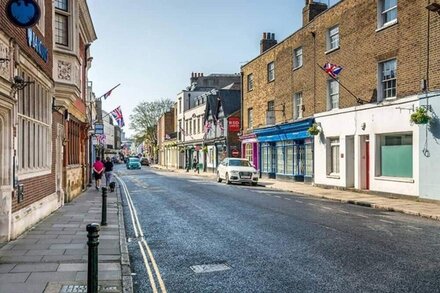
[253,119,314,183]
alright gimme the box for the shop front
[253,119,314,182]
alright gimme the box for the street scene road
[116,166,440,293]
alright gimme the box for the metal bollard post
[101,187,107,226]
[87,223,100,293]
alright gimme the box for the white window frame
[293,47,303,69]
[327,138,340,176]
[378,0,398,29]
[327,79,339,110]
[17,71,52,176]
[293,92,303,120]
[268,62,275,82]
[247,73,254,91]
[326,25,340,52]
[247,108,253,129]
[54,0,71,48]
[379,58,397,101]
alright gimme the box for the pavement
[0,186,132,293]
[152,164,440,222]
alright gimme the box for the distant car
[217,158,258,186]
[126,157,141,169]
[140,158,150,166]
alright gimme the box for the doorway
[360,135,370,190]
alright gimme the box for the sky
[87,0,339,137]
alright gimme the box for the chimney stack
[190,72,198,84]
[303,0,327,25]
[260,32,278,54]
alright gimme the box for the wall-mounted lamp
[12,75,34,91]
[52,97,70,120]
[426,2,440,14]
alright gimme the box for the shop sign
[94,123,104,135]
[6,0,41,28]
[228,117,240,132]
[26,28,48,63]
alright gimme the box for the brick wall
[12,111,62,213]
[0,0,53,78]
[242,0,438,134]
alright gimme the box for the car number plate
[241,176,251,179]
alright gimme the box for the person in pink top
[92,157,105,190]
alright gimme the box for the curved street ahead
[116,166,440,293]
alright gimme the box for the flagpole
[317,64,369,105]
[97,83,121,100]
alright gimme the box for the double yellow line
[115,174,167,293]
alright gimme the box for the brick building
[157,106,178,168]
[241,0,440,199]
[0,0,96,242]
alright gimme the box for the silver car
[217,158,259,186]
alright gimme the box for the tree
[129,98,174,156]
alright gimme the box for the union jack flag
[110,106,125,127]
[323,63,343,78]
[97,134,106,145]
[204,120,212,133]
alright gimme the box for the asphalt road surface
[115,165,440,293]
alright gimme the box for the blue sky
[87,0,339,136]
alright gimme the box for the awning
[254,119,314,143]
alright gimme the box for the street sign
[94,123,104,135]
[6,0,41,28]
[231,149,240,157]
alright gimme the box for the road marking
[322,207,333,210]
[295,200,303,203]
[284,198,291,201]
[338,210,350,214]
[115,174,167,293]
[379,219,394,224]
[274,195,281,198]
[407,225,423,230]
[354,213,369,218]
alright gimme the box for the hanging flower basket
[307,123,321,136]
[202,146,208,153]
[410,107,431,125]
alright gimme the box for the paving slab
[0,272,30,282]
[12,263,59,273]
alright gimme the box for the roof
[204,89,241,122]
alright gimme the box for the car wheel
[217,172,222,183]
[225,173,231,185]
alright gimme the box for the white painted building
[314,96,421,197]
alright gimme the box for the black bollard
[87,223,100,293]
[101,187,107,226]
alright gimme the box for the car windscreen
[229,160,251,167]
[129,158,140,162]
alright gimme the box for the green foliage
[129,98,174,147]
[307,123,320,136]
[410,107,431,125]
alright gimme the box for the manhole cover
[190,263,231,274]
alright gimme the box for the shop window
[17,71,51,173]
[276,142,285,174]
[378,133,412,178]
[285,142,294,175]
[245,143,253,164]
[305,143,313,176]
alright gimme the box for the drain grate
[60,285,120,293]
[190,263,231,274]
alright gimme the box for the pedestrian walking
[92,157,104,190]
[193,157,199,174]
[104,157,114,187]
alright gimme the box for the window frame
[378,0,398,29]
[247,107,253,129]
[267,62,275,82]
[327,137,340,175]
[326,25,340,52]
[293,92,303,120]
[247,73,254,91]
[293,47,303,69]
[378,58,397,101]
[54,0,71,47]
[327,79,340,110]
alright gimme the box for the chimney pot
[263,32,267,39]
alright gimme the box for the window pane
[305,144,313,176]
[55,14,68,45]
[286,145,293,175]
[276,143,284,174]
[262,146,268,172]
[381,134,412,177]
[55,0,68,11]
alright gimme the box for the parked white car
[217,158,259,186]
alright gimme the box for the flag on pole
[110,106,125,127]
[204,120,212,133]
[102,84,121,100]
[323,63,343,78]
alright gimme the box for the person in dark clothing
[104,157,114,187]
